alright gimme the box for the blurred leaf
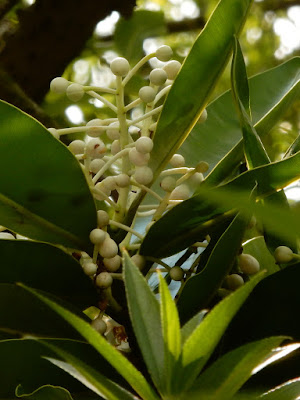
[186,337,287,400]
[123,251,164,393]
[174,271,266,393]
[0,240,97,308]
[177,213,248,323]
[19,283,159,400]
[0,100,96,251]
[149,0,253,181]
[180,310,208,346]
[259,378,300,400]
[115,10,166,63]
[158,272,181,393]
[16,384,73,400]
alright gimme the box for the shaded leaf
[180,310,208,346]
[16,384,73,400]
[259,378,300,400]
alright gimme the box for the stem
[137,209,157,217]
[87,91,117,113]
[92,244,99,264]
[128,105,163,126]
[176,168,196,186]
[124,98,143,112]
[146,256,171,271]
[83,85,116,94]
[130,179,163,202]
[90,187,119,209]
[160,167,192,177]
[104,287,122,312]
[92,148,130,183]
[153,85,171,106]
[109,220,144,240]
[152,192,171,221]
[122,52,155,87]
[56,126,87,135]
[109,273,123,280]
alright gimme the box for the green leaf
[177,212,249,323]
[259,378,300,400]
[0,240,97,308]
[186,337,287,400]
[180,310,208,346]
[123,251,164,393]
[0,100,96,251]
[42,341,138,400]
[179,57,300,184]
[19,283,159,400]
[115,10,166,63]
[158,272,181,392]
[178,271,266,392]
[15,384,73,400]
[149,0,253,181]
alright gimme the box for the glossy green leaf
[158,272,181,392]
[180,57,300,184]
[180,310,208,346]
[123,251,164,393]
[42,342,138,400]
[177,213,249,323]
[186,337,287,400]
[260,378,300,400]
[16,384,73,400]
[177,271,265,392]
[0,240,97,308]
[0,100,96,251]
[115,10,166,63]
[149,0,253,181]
[19,283,159,400]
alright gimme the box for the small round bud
[131,254,146,270]
[163,60,181,80]
[129,148,150,166]
[274,246,294,264]
[225,274,244,291]
[68,140,85,155]
[0,232,15,240]
[135,137,153,154]
[195,161,209,173]
[160,176,176,192]
[89,158,105,174]
[50,77,69,93]
[91,317,107,334]
[96,271,113,288]
[170,184,190,200]
[66,83,84,102]
[110,57,130,76]
[48,128,60,139]
[149,68,167,86]
[89,228,106,245]
[170,154,185,167]
[80,252,92,265]
[139,86,156,103]
[187,172,203,188]
[86,119,103,138]
[94,183,111,200]
[104,255,121,272]
[97,210,110,227]
[85,139,106,158]
[115,174,130,188]
[99,237,118,259]
[106,122,120,140]
[170,266,184,281]
[156,45,173,61]
[101,176,117,191]
[198,109,208,124]
[133,166,153,185]
[239,254,260,275]
[111,140,121,155]
[83,262,98,276]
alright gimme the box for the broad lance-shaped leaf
[0,100,96,251]
[149,0,253,181]
[243,236,279,276]
[19,283,160,400]
[174,271,266,394]
[0,240,97,308]
[259,378,300,400]
[180,310,208,346]
[123,251,165,393]
[15,384,73,400]
[177,212,249,323]
[158,272,181,393]
[185,337,289,400]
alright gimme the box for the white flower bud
[135,137,153,154]
[94,183,111,200]
[82,262,98,276]
[225,274,244,290]
[96,272,113,288]
[101,176,117,191]
[239,254,260,275]
[274,246,294,263]
[104,255,121,272]
[0,232,15,240]
[68,140,85,155]
[198,109,207,124]
[131,254,146,270]
[149,68,167,86]
[163,60,181,80]
[106,122,120,140]
[91,316,107,334]
[110,57,130,76]
[48,128,60,139]
[170,266,184,281]
[170,153,185,167]
[97,210,110,227]
[139,86,156,103]
[129,148,150,166]
[85,139,106,158]
[66,83,84,102]
[89,158,105,174]
[160,176,176,192]
[156,45,173,61]
[169,184,190,200]
[187,172,203,189]
[99,237,118,259]
[111,140,121,155]
[89,228,107,245]
[195,161,209,173]
[115,174,130,188]
[133,166,153,185]
[86,119,103,138]
[50,77,69,93]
